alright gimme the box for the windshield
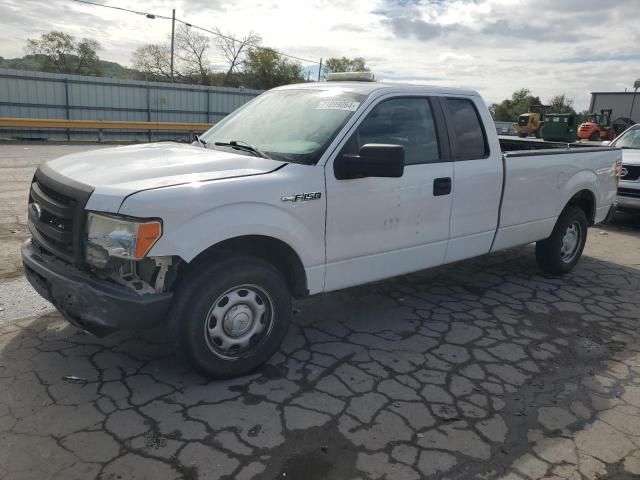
[200,89,367,164]
[612,126,640,149]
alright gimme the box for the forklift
[577,109,613,141]
[513,105,547,138]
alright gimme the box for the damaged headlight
[85,212,162,267]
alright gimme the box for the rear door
[441,96,503,262]
[324,95,454,291]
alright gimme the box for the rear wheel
[518,132,528,138]
[535,206,588,275]
[589,131,601,141]
[169,255,291,378]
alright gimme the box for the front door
[324,96,454,292]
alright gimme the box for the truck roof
[274,81,480,98]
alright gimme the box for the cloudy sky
[2,0,639,109]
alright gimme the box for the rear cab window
[444,97,489,160]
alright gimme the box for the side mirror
[335,144,405,180]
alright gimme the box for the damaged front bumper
[22,240,173,336]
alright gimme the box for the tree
[132,44,173,80]
[25,31,100,75]
[176,24,211,85]
[323,57,369,76]
[548,94,576,114]
[490,88,542,121]
[133,25,215,84]
[213,28,261,85]
[242,48,305,90]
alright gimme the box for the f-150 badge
[281,192,322,202]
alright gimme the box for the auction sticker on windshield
[316,100,361,111]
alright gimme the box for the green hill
[0,54,142,79]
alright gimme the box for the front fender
[145,201,324,268]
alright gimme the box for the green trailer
[543,113,577,143]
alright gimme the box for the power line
[69,0,321,65]
[69,0,169,19]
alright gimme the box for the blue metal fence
[0,69,262,141]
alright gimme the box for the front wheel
[169,255,291,378]
[535,206,588,275]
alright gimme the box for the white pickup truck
[23,79,622,377]
[610,124,640,212]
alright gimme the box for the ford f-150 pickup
[22,79,622,377]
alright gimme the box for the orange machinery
[577,109,614,141]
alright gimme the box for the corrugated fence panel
[0,68,262,141]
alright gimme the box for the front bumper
[22,240,173,336]
[616,190,640,211]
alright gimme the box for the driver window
[344,98,440,165]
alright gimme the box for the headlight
[85,212,162,266]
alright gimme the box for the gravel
[0,276,54,325]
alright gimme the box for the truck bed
[499,136,597,152]
[491,141,621,252]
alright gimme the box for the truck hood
[41,142,287,195]
[621,148,640,166]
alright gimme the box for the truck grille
[28,169,92,265]
[618,187,640,198]
[620,164,640,181]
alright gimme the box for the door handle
[433,177,452,196]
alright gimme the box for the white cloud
[1,0,638,110]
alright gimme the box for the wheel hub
[223,304,254,337]
[204,284,273,358]
[560,222,581,263]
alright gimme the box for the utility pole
[170,9,176,81]
[629,79,640,120]
[317,58,322,82]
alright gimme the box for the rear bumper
[22,240,172,336]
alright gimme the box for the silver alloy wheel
[560,221,582,263]
[204,284,274,358]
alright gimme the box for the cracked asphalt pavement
[1,144,640,480]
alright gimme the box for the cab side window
[346,98,440,165]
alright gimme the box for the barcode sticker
[316,100,361,111]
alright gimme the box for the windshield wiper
[213,140,271,159]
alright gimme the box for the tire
[168,255,291,378]
[535,205,588,275]
[535,126,542,138]
[518,132,528,138]
[589,131,600,141]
